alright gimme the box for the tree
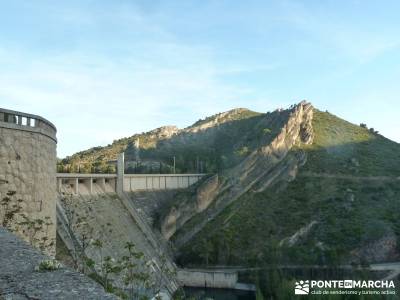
[121,241,149,299]
[369,127,379,134]
[197,238,214,266]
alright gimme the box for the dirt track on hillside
[299,172,400,181]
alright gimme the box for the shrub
[35,259,62,272]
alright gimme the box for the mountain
[60,101,400,268]
[174,104,400,267]
[59,107,266,173]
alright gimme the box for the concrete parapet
[0,107,57,142]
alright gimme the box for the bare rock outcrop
[161,175,219,240]
[147,125,180,139]
[279,221,318,247]
[185,108,250,133]
[196,175,219,212]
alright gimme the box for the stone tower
[0,108,57,256]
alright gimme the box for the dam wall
[57,154,205,195]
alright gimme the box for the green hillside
[302,110,400,176]
[177,110,400,267]
[58,108,287,174]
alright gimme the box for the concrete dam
[1,107,245,298]
[1,107,209,298]
[56,173,205,195]
[56,156,206,296]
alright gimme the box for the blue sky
[1,1,399,157]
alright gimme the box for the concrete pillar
[110,178,116,192]
[75,178,79,194]
[89,178,93,194]
[100,178,106,192]
[117,153,125,195]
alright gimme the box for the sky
[1,0,399,158]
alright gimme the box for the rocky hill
[59,107,266,174]
[175,105,400,268]
[61,101,400,269]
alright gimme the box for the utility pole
[173,156,176,174]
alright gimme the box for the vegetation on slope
[177,110,400,267]
[302,110,400,176]
[58,108,286,174]
[178,176,400,266]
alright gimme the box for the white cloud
[0,40,255,157]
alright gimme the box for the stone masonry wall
[0,111,57,256]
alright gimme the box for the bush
[35,259,62,272]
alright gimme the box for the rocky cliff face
[160,101,314,245]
